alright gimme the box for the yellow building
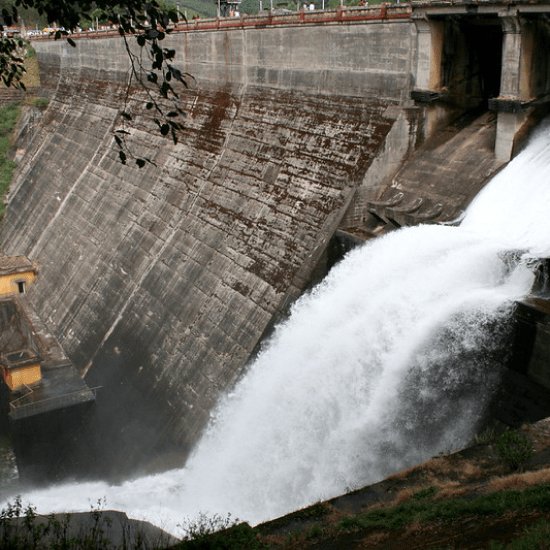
[0,256,41,391]
[0,256,38,296]
[1,348,42,391]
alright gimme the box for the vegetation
[337,483,550,532]
[0,102,19,219]
[30,97,47,107]
[0,504,265,550]
[0,497,176,549]
[496,430,535,471]
[179,513,265,549]
[489,521,550,550]
[173,0,216,20]
[0,497,110,549]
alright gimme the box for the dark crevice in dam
[441,16,503,108]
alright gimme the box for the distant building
[1,348,42,391]
[0,256,41,391]
[213,0,242,17]
[0,256,96,483]
[0,255,38,296]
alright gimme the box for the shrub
[33,98,49,108]
[179,513,265,549]
[496,431,534,471]
[475,428,496,445]
[306,524,323,539]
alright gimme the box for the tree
[0,0,190,167]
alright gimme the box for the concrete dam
[2,0,550,484]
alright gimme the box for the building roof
[1,348,41,370]
[0,256,37,277]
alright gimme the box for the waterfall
[6,121,550,535]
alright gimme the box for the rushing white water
[7,121,550,536]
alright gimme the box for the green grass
[31,98,48,108]
[0,104,21,135]
[337,483,550,533]
[489,520,550,549]
[0,103,21,219]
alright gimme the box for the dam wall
[5,2,550,478]
[0,13,418,476]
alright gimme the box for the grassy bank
[0,104,21,220]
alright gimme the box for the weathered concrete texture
[175,22,414,101]
[0,29,404,475]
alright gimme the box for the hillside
[176,0,217,19]
[175,419,550,549]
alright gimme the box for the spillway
[5,121,550,535]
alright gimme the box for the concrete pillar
[412,16,444,92]
[495,14,527,161]
[411,16,448,142]
[495,111,527,161]
[413,17,433,91]
[499,14,522,99]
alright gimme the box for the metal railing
[29,4,412,43]
[9,386,100,420]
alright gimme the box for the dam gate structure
[3,0,550,480]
